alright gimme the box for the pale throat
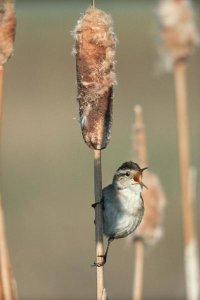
[117,184,142,212]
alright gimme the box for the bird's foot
[91,200,103,209]
[92,255,106,267]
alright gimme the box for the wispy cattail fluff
[0,1,16,66]
[158,0,199,70]
[73,7,117,150]
[133,171,166,247]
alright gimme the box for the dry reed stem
[0,66,3,125]
[94,149,104,300]
[133,105,166,246]
[131,105,166,300]
[133,105,147,168]
[132,239,144,300]
[131,105,146,300]
[0,2,16,299]
[0,196,17,300]
[73,7,117,150]
[187,167,200,300]
[158,1,199,298]
[174,60,199,300]
[73,7,117,299]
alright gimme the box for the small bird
[94,161,147,266]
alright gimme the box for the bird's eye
[125,171,130,177]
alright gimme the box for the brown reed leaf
[158,0,199,70]
[73,7,117,150]
[0,1,16,66]
[133,171,166,247]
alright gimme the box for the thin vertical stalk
[0,197,16,300]
[132,105,146,300]
[0,66,4,126]
[91,0,95,8]
[94,149,104,300]
[0,3,16,299]
[133,105,147,168]
[0,68,17,300]
[174,60,199,300]
[132,240,144,300]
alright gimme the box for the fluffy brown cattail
[133,171,166,246]
[73,7,117,150]
[0,1,16,66]
[158,0,199,70]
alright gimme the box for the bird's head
[113,161,148,190]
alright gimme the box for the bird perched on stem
[93,161,147,266]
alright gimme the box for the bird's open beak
[140,167,148,189]
[133,172,148,189]
[140,167,148,173]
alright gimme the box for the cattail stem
[91,0,95,8]
[0,66,4,126]
[174,60,200,300]
[134,105,147,167]
[132,105,146,300]
[132,239,144,300]
[0,2,16,299]
[94,149,104,300]
[0,197,17,300]
[188,166,200,300]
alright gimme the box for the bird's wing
[138,193,145,226]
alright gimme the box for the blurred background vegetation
[0,0,199,299]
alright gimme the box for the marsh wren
[93,161,147,266]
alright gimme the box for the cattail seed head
[158,0,199,70]
[0,1,16,66]
[73,7,117,150]
[131,105,166,247]
[133,171,166,247]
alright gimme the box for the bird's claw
[91,201,102,209]
[91,255,106,267]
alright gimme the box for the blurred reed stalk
[0,2,16,300]
[132,105,146,300]
[0,66,4,122]
[158,1,200,299]
[0,197,17,300]
[174,59,199,300]
[132,105,166,300]
[132,238,144,300]
[73,4,116,299]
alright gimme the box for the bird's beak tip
[141,167,148,173]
